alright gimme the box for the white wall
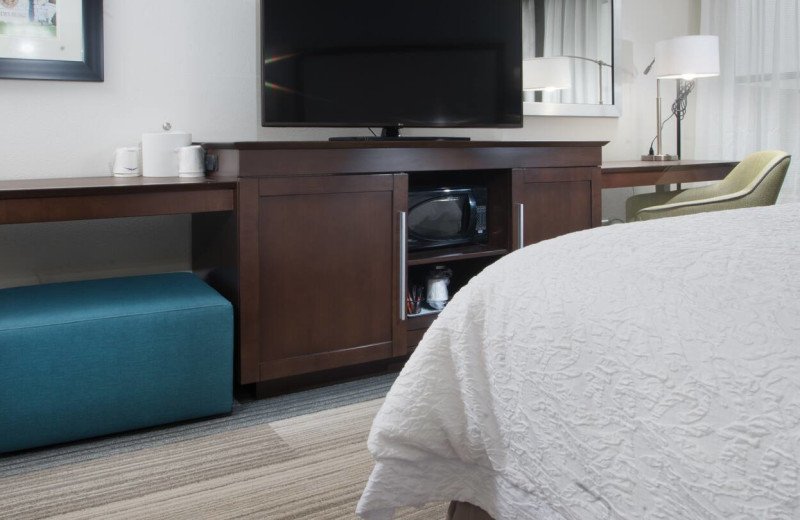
[0,0,258,288]
[1,0,258,179]
[0,0,700,288]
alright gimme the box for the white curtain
[696,0,800,203]
[544,0,593,103]
[522,0,537,60]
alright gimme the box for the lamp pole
[676,80,683,159]
[597,60,605,104]
[642,78,678,161]
[656,78,663,156]
[562,55,612,104]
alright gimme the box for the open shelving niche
[404,169,512,347]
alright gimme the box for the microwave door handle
[466,192,478,237]
[399,210,407,322]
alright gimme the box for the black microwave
[407,187,488,251]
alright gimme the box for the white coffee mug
[177,145,205,178]
[111,147,141,177]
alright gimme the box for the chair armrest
[635,190,762,220]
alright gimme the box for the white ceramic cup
[177,145,205,177]
[111,147,141,177]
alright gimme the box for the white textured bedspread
[357,204,800,520]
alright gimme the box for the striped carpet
[0,375,449,519]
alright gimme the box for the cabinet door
[511,168,600,248]
[256,174,407,380]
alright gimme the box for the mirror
[522,0,621,117]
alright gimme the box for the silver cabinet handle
[516,203,525,250]
[399,211,407,321]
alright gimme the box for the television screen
[261,0,522,131]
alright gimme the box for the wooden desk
[0,176,236,225]
[0,175,238,341]
[601,160,738,189]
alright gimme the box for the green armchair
[626,150,792,222]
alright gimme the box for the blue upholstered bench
[0,272,233,453]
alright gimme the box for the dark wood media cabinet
[199,140,604,395]
[1,147,738,397]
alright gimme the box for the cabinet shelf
[408,244,508,266]
[407,310,440,331]
[407,306,441,318]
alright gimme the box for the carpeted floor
[0,374,448,520]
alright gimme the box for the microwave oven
[407,186,488,251]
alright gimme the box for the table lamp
[524,56,613,104]
[642,35,719,161]
[523,57,572,92]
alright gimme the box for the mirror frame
[523,0,621,117]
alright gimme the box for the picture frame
[0,0,103,81]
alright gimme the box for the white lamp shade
[654,35,720,80]
[522,57,571,91]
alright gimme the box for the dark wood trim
[0,190,233,225]
[192,212,238,277]
[229,140,608,151]
[0,176,235,199]
[192,211,240,381]
[392,173,408,357]
[0,178,235,225]
[207,142,604,178]
[510,169,525,250]
[238,147,602,177]
[258,174,395,196]
[253,358,404,398]
[237,177,261,385]
[260,342,394,380]
[591,167,602,228]
[406,313,439,332]
[406,328,427,349]
[521,167,594,183]
[600,160,737,189]
[408,246,507,266]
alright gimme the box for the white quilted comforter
[357,204,800,520]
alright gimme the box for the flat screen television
[260,0,523,137]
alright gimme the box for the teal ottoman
[0,272,233,453]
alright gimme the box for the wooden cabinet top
[203,140,608,178]
[207,140,608,151]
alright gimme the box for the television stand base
[329,136,471,142]
[330,125,471,142]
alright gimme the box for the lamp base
[641,154,680,161]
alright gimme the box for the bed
[357,203,800,520]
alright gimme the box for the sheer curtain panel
[696,0,800,202]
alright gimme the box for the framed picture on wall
[0,0,103,81]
